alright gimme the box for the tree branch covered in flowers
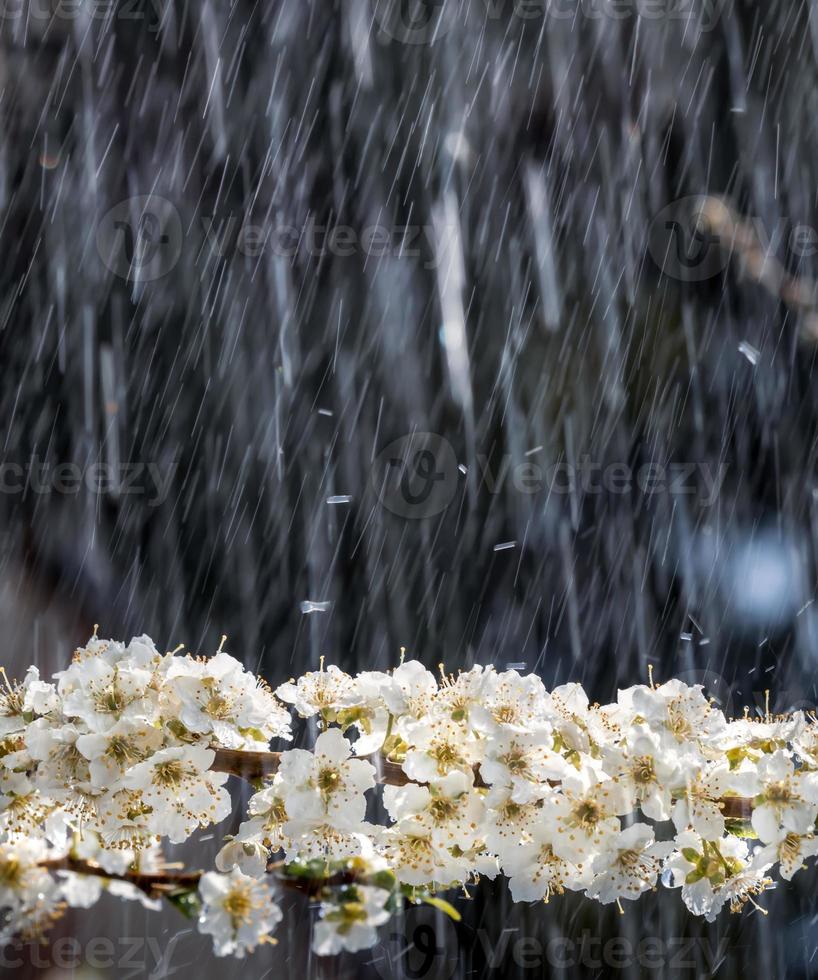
[208,748,755,818]
[1,635,816,958]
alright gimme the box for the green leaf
[335,708,367,731]
[284,859,334,879]
[368,869,397,891]
[681,848,700,863]
[724,819,756,839]
[685,869,704,885]
[165,890,201,920]
[418,895,462,922]
[238,727,268,743]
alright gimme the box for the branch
[698,196,818,340]
[39,856,357,900]
[210,747,751,818]
[41,856,202,898]
[210,747,431,786]
[36,786,751,900]
[34,752,754,897]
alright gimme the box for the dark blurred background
[2,0,818,975]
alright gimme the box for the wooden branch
[698,196,818,340]
[41,856,202,898]
[210,747,442,786]
[210,747,281,780]
[39,856,356,899]
[721,797,752,821]
[211,747,750,817]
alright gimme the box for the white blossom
[754,828,818,881]
[544,768,631,864]
[216,779,290,877]
[482,785,541,864]
[0,837,61,942]
[585,824,673,904]
[745,750,818,843]
[57,657,158,733]
[665,830,773,921]
[501,811,589,902]
[470,668,551,735]
[164,651,291,748]
[198,869,282,956]
[377,820,472,886]
[312,885,391,955]
[401,717,480,783]
[278,729,376,861]
[75,719,164,788]
[381,660,438,722]
[672,763,757,840]
[121,745,231,843]
[480,730,566,803]
[383,770,484,849]
[279,728,375,816]
[620,680,726,750]
[275,664,358,719]
[601,726,680,821]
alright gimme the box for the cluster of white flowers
[3,636,818,959]
[0,634,291,953]
[263,662,818,925]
